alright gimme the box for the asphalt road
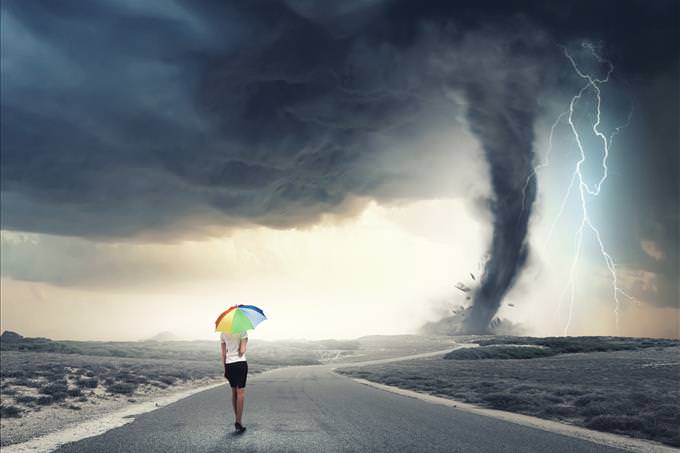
[54,357,629,453]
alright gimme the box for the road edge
[1,381,226,453]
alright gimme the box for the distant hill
[1,330,24,342]
[0,331,77,354]
[0,332,219,360]
[144,331,184,342]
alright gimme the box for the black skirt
[224,361,248,388]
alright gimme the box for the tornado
[462,79,539,333]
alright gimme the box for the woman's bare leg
[235,387,245,424]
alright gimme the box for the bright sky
[2,188,677,341]
[1,199,489,341]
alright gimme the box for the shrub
[586,415,646,433]
[123,375,147,384]
[159,376,176,385]
[543,405,578,417]
[67,387,82,397]
[543,394,565,404]
[654,404,680,423]
[318,339,360,350]
[0,405,22,418]
[169,371,189,380]
[573,394,607,407]
[1,370,26,378]
[481,393,533,410]
[106,382,137,395]
[629,391,656,405]
[512,384,539,393]
[40,383,68,396]
[37,395,54,405]
[579,403,610,417]
[77,377,99,388]
[15,395,38,404]
[553,387,585,397]
[13,378,43,388]
[46,375,67,385]
[474,336,680,355]
[28,380,45,388]
[444,346,555,360]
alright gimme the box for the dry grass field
[338,337,680,448]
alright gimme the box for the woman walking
[221,330,248,434]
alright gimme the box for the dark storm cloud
[1,0,472,239]
[2,0,677,242]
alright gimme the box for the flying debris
[455,282,471,293]
[507,303,515,307]
[470,273,476,281]
[450,305,466,315]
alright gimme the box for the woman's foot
[234,422,246,434]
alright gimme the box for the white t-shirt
[220,331,248,364]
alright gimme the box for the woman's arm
[239,337,248,357]
[220,340,227,363]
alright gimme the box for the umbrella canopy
[215,304,267,333]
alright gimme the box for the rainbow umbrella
[215,304,267,333]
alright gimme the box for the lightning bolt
[535,42,636,335]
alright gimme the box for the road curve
[54,358,628,453]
